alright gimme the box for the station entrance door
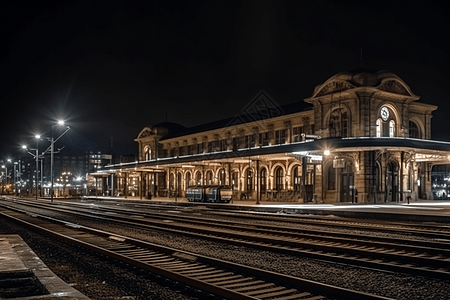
[386,161,398,202]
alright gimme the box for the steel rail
[3,198,450,281]
[0,206,392,300]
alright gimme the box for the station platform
[0,235,90,300]
[80,195,450,223]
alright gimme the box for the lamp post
[14,162,17,196]
[50,120,70,202]
[1,165,6,195]
[35,135,40,200]
[22,143,39,200]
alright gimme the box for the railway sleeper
[204,275,243,283]
[220,280,264,289]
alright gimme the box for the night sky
[1,0,449,160]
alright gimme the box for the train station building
[88,68,450,203]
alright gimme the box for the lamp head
[35,134,41,139]
[22,145,27,150]
[57,120,64,126]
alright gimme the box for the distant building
[13,150,112,197]
[90,69,450,202]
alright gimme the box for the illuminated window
[389,120,395,137]
[376,119,381,137]
[144,147,151,160]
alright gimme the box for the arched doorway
[386,161,399,202]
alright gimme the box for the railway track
[0,203,391,300]
[3,197,450,282]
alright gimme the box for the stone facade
[90,69,450,203]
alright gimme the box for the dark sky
[1,0,449,159]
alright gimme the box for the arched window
[330,108,349,137]
[292,166,301,192]
[260,168,267,192]
[177,173,182,191]
[409,121,420,138]
[389,120,395,137]
[246,168,253,191]
[186,172,191,187]
[327,164,336,190]
[169,173,175,190]
[275,167,284,191]
[195,171,202,185]
[206,171,212,185]
[376,119,381,137]
[232,171,239,190]
[144,146,151,160]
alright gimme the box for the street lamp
[13,162,18,196]
[23,138,40,201]
[1,165,6,195]
[50,120,70,202]
[35,135,40,200]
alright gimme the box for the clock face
[381,107,389,121]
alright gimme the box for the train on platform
[185,185,233,203]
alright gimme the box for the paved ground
[0,235,90,300]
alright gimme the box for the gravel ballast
[3,201,450,300]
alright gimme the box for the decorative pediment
[140,130,152,138]
[136,127,153,140]
[316,81,354,97]
[378,80,410,96]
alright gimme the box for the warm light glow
[324,150,330,156]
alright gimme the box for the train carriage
[186,185,233,203]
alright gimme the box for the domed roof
[151,122,187,133]
[306,68,419,101]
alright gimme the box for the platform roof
[95,137,450,174]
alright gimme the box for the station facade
[89,69,450,203]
